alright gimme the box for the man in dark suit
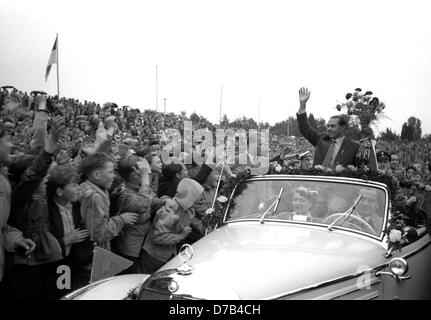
[297,87,359,169]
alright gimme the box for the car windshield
[226,179,388,237]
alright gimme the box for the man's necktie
[322,139,336,168]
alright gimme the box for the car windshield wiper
[328,194,363,231]
[259,187,284,224]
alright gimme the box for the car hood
[63,274,149,300]
[159,221,387,299]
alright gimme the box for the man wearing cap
[297,88,360,169]
[376,151,401,199]
[377,151,391,174]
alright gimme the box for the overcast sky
[1,0,431,134]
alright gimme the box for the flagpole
[56,33,60,98]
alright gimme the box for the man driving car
[355,188,384,235]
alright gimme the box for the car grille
[139,288,196,300]
[137,269,200,300]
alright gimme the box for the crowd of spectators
[0,86,262,300]
[376,139,431,173]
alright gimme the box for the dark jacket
[8,150,63,265]
[297,112,360,168]
[111,182,164,258]
[194,163,213,185]
[48,200,85,258]
[9,150,53,227]
[158,177,180,198]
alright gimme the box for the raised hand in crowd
[135,158,151,176]
[104,115,117,136]
[45,115,66,154]
[55,149,72,165]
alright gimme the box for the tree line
[187,111,427,142]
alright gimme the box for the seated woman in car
[274,186,318,222]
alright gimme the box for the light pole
[219,84,223,124]
[155,65,158,111]
[258,96,261,130]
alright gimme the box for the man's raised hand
[298,87,310,114]
[299,87,310,104]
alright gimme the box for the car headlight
[168,280,179,293]
[389,258,408,276]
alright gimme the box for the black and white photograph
[1,0,430,307]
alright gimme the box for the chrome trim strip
[268,270,379,300]
[310,277,381,300]
[222,184,238,223]
[62,277,114,300]
[251,175,389,188]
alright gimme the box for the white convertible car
[64,175,431,300]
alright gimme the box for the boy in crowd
[139,178,204,274]
[79,152,139,280]
[112,155,168,271]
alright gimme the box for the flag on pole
[45,35,58,82]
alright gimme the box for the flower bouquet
[336,88,386,169]
[383,211,410,257]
